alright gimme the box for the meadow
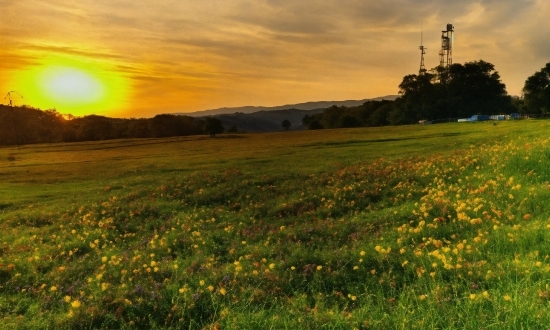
[1,120,550,329]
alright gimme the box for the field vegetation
[1,120,550,329]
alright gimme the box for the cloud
[2,0,550,115]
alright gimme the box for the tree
[204,117,224,137]
[227,124,238,133]
[281,119,291,131]
[395,60,512,121]
[523,62,550,114]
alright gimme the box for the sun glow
[10,55,130,116]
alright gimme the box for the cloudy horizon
[2,0,549,117]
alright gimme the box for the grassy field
[1,120,550,329]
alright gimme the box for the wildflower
[50,286,57,292]
[64,296,71,303]
[482,291,489,298]
[469,294,476,300]
[102,256,108,263]
[208,285,214,292]
[504,295,511,301]
[353,266,359,270]
[220,288,227,295]
[269,263,275,269]
[199,280,205,286]
[290,266,296,270]
[71,300,81,308]
[360,251,366,256]
[316,265,322,271]
[419,295,427,301]
[179,287,188,293]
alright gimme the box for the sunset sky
[2,0,549,118]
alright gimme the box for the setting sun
[9,55,130,116]
[40,66,104,104]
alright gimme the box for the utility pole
[4,91,23,149]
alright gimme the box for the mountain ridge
[176,95,399,117]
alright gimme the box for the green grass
[2,120,550,329]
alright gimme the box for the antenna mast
[419,24,427,76]
[4,91,23,149]
[439,23,454,68]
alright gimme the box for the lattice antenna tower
[439,23,454,68]
[419,24,427,76]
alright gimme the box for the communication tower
[439,23,454,68]
[419,28,427,76]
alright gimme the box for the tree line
[303,59,550,130]
[3,60,550,145]
[0,106,224,146]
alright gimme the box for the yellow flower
[469,294,476,300]
[353,266,359,270]
[102,256,108,263]
[220,288,227,295]
[290,266,296,270]
[316,265,323,271]
[71,300,81,308]
[64,296,71,303]
[50,286,57,292]
[179,287,188,293]
[504,295,511,301]
[269,263,275,269]
[419,295,427,301]
[208,285,214,292]
[482,291,489,298]
[360,251,366,256]
[199,280,205,286]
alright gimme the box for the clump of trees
[522,62,550,114]
[0,105,207,146]
[305,60,517,129]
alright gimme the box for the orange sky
[2,0,550,118]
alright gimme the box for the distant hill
[177,95,399,117]
[207,108,325,132]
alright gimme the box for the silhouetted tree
[281,119,291,131]
[523,62,550,114]
[227,124,238,133]
[204,117,224,137]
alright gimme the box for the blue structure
[470,115,490,122]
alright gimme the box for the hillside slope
[178,95,399,117]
